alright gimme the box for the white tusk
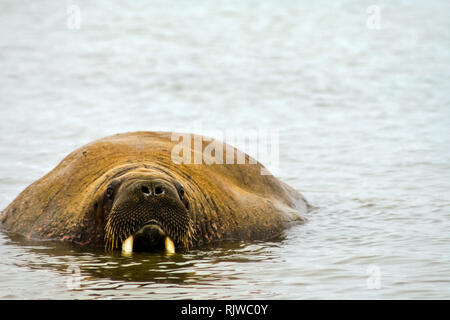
[122,235,134,254]
[165,237,175,254]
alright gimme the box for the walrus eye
[106,187,114,199]
[173,181,185,201]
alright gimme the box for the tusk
[122,235,134,254]
[165,237,175,254]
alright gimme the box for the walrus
[0,131,308,253]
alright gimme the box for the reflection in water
[2,231,283,295]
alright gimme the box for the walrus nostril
[154,186,164,195]
[141,186,150,195]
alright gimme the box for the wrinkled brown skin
[0,131,309,249]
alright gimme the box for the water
[0,0,449,299]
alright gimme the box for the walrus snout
[140,183,165,197]
[104,173,193,252]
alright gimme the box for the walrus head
[101,169,193,253]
